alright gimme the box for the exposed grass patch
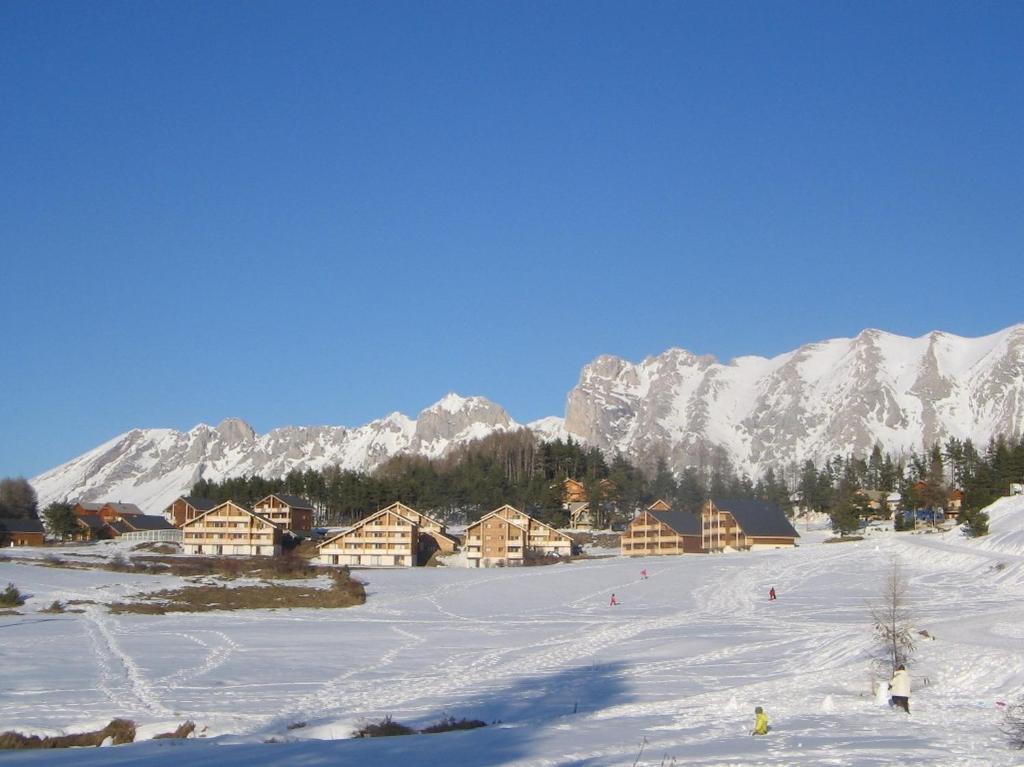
[824,536,864,544]
[109,569,365,614]
[40,600,65,613]
[0,609,22,617]
[0,718,135,749]
[132,542,180,555]
[285,721,307,730]
[33,550,325,580]
[0,583,25,607]
[153,720,195,739]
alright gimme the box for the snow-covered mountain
[32,394,535,512]
[32,325,1024,511]
[565,324,1024,475]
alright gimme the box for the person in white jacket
[889,665,911,713]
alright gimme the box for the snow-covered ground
[2,500,1024,765]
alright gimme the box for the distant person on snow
[769,587,777,601]
[889,664,911,713]
[751,706,769,735]
[609,593,618,606]
[640,568,648,580]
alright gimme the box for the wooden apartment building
[318,502,456,567]
[463,505,573,568]
[621,501,702,556]
[163,496,219,527]
[181,501,282,556]
[700,498,799,552]
[252,494,316,534]
[622,498,799,556]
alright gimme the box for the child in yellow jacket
[752,706,769,735]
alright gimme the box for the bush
[354,715,415,738]
[0,583,25,607]
[40,600,65,613]
[0,718,135,749]
[420,716,487,734]
[108,553,131,572]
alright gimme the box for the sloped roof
[75,502,104,512]
[124,515,176,531]
[710,497,800,538]
[649,510,701,536]
[103,503,144,516]
[108,519,133,534]
[0,517,45,534]
[181,496,219,511]
[567,502,589,514]
[77,514,106,530]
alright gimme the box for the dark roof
[269,494,314,510]
[75,502,104,512]
[649,510,702,536]
[710,497,800,538]
[181,496,219,511]
[103,503,144,516]
[108,520,133,534]
[0,517,45,534]
[77,514,107,530]
[124,515,176,531]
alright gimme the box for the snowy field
[2,501,1024,766]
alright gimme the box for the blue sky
[2,1,1022,478]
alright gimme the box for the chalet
[561,478,587,505]
[75,514,110,541]
[946,489,964,518]
[181,501,282,556]
[560,478,617,506]
[163,496,219,527]
[621,508,701,557]
[71,502,104,518]
[73,502,145,525]
[317,502,454,567]
[885,492,902,513]
[568,502,595,531]
[701,498,799,552]
[252,494,315,534]
[463,505,572,568]
[0,518,45,547]
[98,503,144,522]
[646,499,672,512]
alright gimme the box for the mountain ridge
[32,325,1024,511]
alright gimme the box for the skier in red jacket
[609,593,619,606]
[769,587,777,601]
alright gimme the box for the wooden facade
[561,478,617,505]
[252,494,315,533]
[568,502,595,531]
[647,499,672,512]
[181,501,282,556]
[317,502,456,567]
[620,509,702,556]
[701,498,799,551]
[464,505,572,568]
[0,518,45,547]
[163,496,218,527]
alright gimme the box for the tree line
[188,430,1024,534]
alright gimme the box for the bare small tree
[1003,700,1024,750]
[869,559,916,676]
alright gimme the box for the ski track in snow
[2,512,1024,766]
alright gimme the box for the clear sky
[2,1,1023,479]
